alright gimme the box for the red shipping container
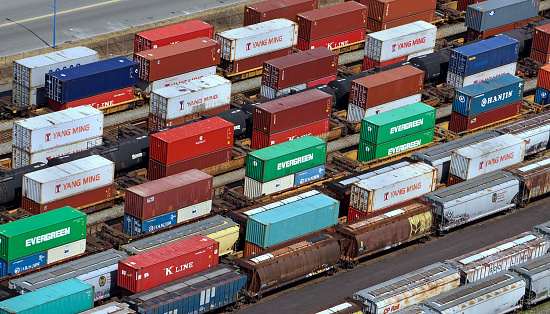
[118,235,219,293]
[48,87,134,111]
[449,101,522,133]
[466,18,534,42]
[134,20,214,53]
[306,75,337,87]
[251,118,330,149]
[148,147,232,180]
[262,48,338,90]
[457,0,486,12]
[244,0,319,26]
[125,169,213,220]
[364,0,436,22]
[150,117,234,164]
[366,10,435,32]
[21,185,114,215]
[531,49,550,65]
[219,47,293,76]
[134,37,221,82]
[253,89,332,134]
[533,24,550,54]
[296,28,366,51]
[147,104,230,132]
[297,2,366,41]
[447,174,465,187]
[536,64,550,90]
[349,65,424,109]
[363,55,407,70]
[348,207,366,222]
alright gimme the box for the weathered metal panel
[446,62,517,89]
[494,111,550,156]
[346,94,422,123]
[307,297,367,314]
[465,0,540,32]
[243,174,295,199]
[358,129,434,162]
[509,253,550,305]
[534,221,550,239]
[503,155,550,202]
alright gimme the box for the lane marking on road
[0,0,121,28]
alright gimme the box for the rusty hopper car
[334,199,434,267]
[503,155,550,206]
[509,253,550,307]
[235,230,342,299]
[422,171,520,234]
[445,231,550,284]
[353,262,460,314]
[534,220,550,239]
[494,111,550,156]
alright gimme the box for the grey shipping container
[465,0,540,32]
[494,111,550,156]
[534,220,550,239]
[509,253,550,306]
[422,171,520,233]
[411,130,501,184]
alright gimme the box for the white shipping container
[350,162,437,214]
[11,82,47,108]
[12,137,102,169]
[347,94,422,122]
[46,239,86,264]
[216,19,298,61]
[450,134,526,180]
[13,47,99,88]
[176,200,213,224]
[22,155,115,204]
[13,106,104,153]
[407,48,434,60]
[260,83,306,99]
[365,21,436,62]
[244,175,294,199]
[150,75,231,120]
[447,62,517,88]
[137,66,217,94]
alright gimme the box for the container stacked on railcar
[79,302,135,314]
[493,111,550,156]
[503,155,550,206]
[243,0,318,26]
[535,65,550,105]
[531,24,550,64]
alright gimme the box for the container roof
[46,56,136,81]
[362,102,433,125]
[452,35,518,57]
[249,193,337,224]
[249,135,325,160]
[0,207,85,237]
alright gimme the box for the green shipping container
[245,136,327,183]
[360,102,436,144]
[0,207,86,262]
[358,128,434,162]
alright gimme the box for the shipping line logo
[26,227,70,247]
[44,124,91,142]
[479,152,515,170]
[480,91,514,107]
[164,262,194,276]
[54,174,101,193]
[391,37,427,53]
[245,35,284,51]
[383,182,423,202]
[390,119,424,134]
[277,153,314,170]
[179,95,218,110]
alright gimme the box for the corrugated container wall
[465,0,540,32]
[537,64,550,91]
[449,101,522,134]
[447,62,517,89]
[251,119,331,149]
[244,0,318,26]
[134,20,214,53]
[366,0,437,23]
[503,155,550,201]
[357,129,434,162]
[48,86,135,111]
[138,66,216,94]
[533,24,550,54]
[243,174,295,198]
[296,2,367,41]
[494,110,550,156]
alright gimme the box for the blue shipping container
[448,36,519,77]
[465,0,540,32]
[535,87,550,105]
[294,165,326,186]
[245,193,339,248]
[452,74,524,117]
[45,56,138,103]
[123,211,177,237]
[0,251,47,277]
[0,278,93,314]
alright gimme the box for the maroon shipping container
[449,101,522,133]
[306,75,337,87]
[363,55,407,71]
[21,185,114,215]
[150,117,234,164]
[251,118,330,149]
[538,65,550,90]
[457,0,486,12]
[219,47,293,76]
[366,10,435,32]
[147,104,230,132]
[134,20,214,53]
[466,18,534,42]
[296,28,366,51]
[297,2,367,41]
[349,65,424,109]
[118,235,219,293]
[447,174,465,187]
[348,207,365,222]
[148,147,232,180]
[253,89,332,134]
[363,0,436,22]
[531,49,550,65]
[262,47,338,90]
[134,37,221,82]
[244,0,319,26]
[533,24,550,54]
[124,169,213,220]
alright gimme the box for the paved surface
[237,197,550,313]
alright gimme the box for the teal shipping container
[245,193,339,248]
[0,278,93,314]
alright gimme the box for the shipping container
[149,75,231,121]
[79,302,134,314]
[176,200,213,224]
[306,297,367,314]
[533,24,550,54]
[123,211,178,237]
[447,174,465,187]
[465,0,539,32]
[447,62,517,89]
[260,83,307,99]
[353,263,459,314]
[365,0,436,23]
[244,174,295,199]
[13,106,103,153]
[134,37,220,82]
[297,2,366,41]
[306,74,337,87]
[537,64,550,91]
[350,162,437,214]
[137,66,216,94]
[245,193,338,248]
[13,47,99,88]
[120,215,238,257]
[466,18,534,42]
[220,47,293,75]
[46,238,85,264]
[363,56,408,71]
[9,249,128,302]
[118,235,219,293]
[147,104,230,132]
[503,155,550,203]
[216,19,298,61]
[45,57,138,103]
[349,65,424,109]
[124,169,212,220]
[347,94,422,123]
[245,135,326,182]
[294,165,326,186]
[252,119,331,149]
[244,0,318,26]
[297,28,366,51]
[358,129,434,162]
[366,10,436,33]
[449,133,525,180]
[448,101,522,133]
[423,171,519,232]
[509,253,550,306]
[365,21,436,62]
[48,86,134,111]
[0,251,47,277]
[493,111,550,156]
[11,82,47,108]
[532,49,550,65]
[535,87,550,105]
[0,279,93,314]
[534,221,550,239]
[134,20,214,53]
[149,117,234,164]
[452,74,524,117]
[262,47,338,90]
[448,36,519,77]
[457,0,486,12]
